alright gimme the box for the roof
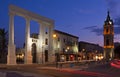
[54,30,79,39]
[104,11,114,26]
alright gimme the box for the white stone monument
[8,5,54,65]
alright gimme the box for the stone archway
[45,50,48,62]
[31,43,37,63]
[8,5,54,65]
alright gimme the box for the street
[0,62,119,77]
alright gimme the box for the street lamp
[67,47,69,50]
[53,34,57,38]
[82,49,85,60]
[53,34,59,67]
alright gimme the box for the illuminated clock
[109,21,112,24]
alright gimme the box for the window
[45,27,49,34]
[45,38,48,45]
[63,38,65,43]
[106,28,108,33]
[58,37,60,41]
[106,39,109,46]
[32,39,34,42]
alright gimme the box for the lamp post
[53,34,58,67]
[82,49,85,60]
[53,34,57,58]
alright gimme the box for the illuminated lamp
[53,34,57,38]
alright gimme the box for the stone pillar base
[24,53,32,64]
[104,48,114,61]
[37,57,42,64]
[38,52,44,64]
[7,44,16,65]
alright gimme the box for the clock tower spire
[106,11,110,21]
[103,11,114,61]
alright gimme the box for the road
[0,65,93,77]
[0,62,119,77]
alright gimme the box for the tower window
[106,39,109,46]
[106,28,108,33]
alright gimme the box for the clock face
[109,21,112,24]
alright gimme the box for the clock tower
[103,11,114,61]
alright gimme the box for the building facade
[53,30,79,61]
[78,41,103,60]
[79,41,103,53]
[103,11,114,61]
[23,30,79,63]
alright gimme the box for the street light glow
[67,47,69,50]
[53,34,57,38]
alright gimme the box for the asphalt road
[0,64,95,77]
[0,62,119,77]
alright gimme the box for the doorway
[45,50,48,62]
[32,43,37,63]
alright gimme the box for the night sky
[0,0,120,48]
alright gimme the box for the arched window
[31,43,37,63]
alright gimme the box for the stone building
[24,30,79,63]
[53,30,79,61]
[78,41,103,60]
[79,41,103,53]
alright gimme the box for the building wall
[78,41,103,60]
[53,30,78,53]
[79,41,103,53]
[53,30,79,61]
[17,29,79,63]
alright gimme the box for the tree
[0,28,8,63]
[114,45,120,59]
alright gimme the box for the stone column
[7,13,16,65]
[24,17,32,64]
[38,22,45,64]
[41,23,45,64]
[37,22,42,63]
[49,24,55,62]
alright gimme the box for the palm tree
[0,28,8,63]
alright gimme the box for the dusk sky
[0,0,120,47]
